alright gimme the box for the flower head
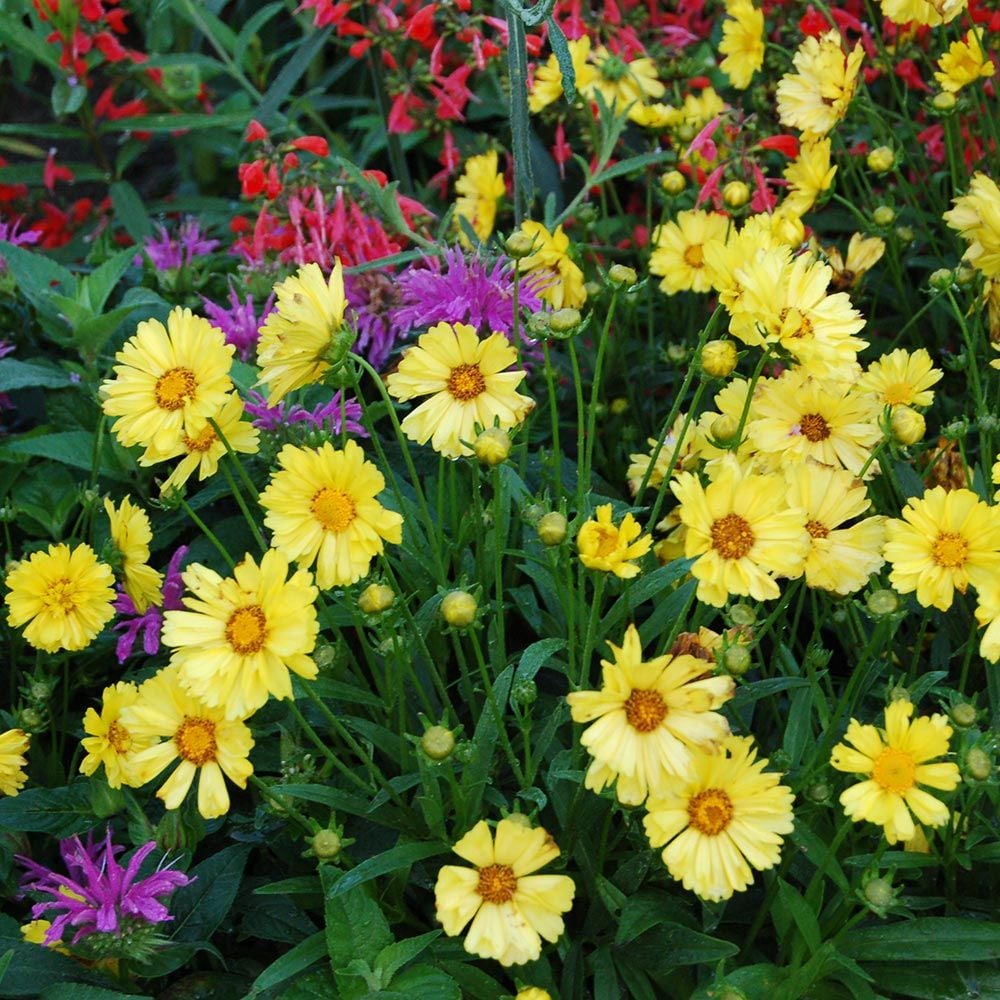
[576,504,653,579]
[719,0,764,90]
[455,150,505,246]
[80,682,155,789]
[105,496,162,613]
[650,210,730,295]
[517,221,586,310]
[201,284,275,361]
[878,0,967,27]
[0,728,29,796]
[935,31,995,93]
[831,700,961,844]
[944,173,1000,279]
[139,219,219,270]
[859,348,942,409]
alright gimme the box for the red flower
[404,4,437,45]
[245,119,269,142]
[758,134,800,158]
[238,159,268,198]
[290,135,330,157]
[43,149,74,192]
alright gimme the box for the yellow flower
[259,440,403,590]
[79,682,154,789]
[944,173,1000,279]
[644,736,795,902]
[529,36,597,113]
[435,818,575,966]
[975,577,1000,662]
[650,210,731,295]
[783,138,837,217]
[831,700,960,844]
[162,550,319,719]
[101,307,234,460]
[104,496,162,613]
[859,348,942,409]
[884,486,1000,612]
[627,416,702,496]
[671,458,809,607]
[628,102,683,129]
[20,919,68,953]
[0,728,29,796]
[585,45,665,111]
[517,221,586,309]
[455,151,505,246]
[124,665,254,819]
[819,232,886,291]
[785,463,886,595]
[386,321,533,459]
[256,261,349,405]
[5,543,115,653]
[515,990,551,1000]
[878,0,967,27]
[935,31,994,93]
[776,31,864,138]
[576,504,652,578]
[567,624,734,805]
[719,0,765,90]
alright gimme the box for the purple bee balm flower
[18,828,192,946]
[113,545,188,664]
[202,283,275,361]
[0,219,41,270]
[138,218,219,270]
[244,390,367,438]
[344,269,408,371]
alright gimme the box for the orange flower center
[883,382,913,406]
[710,513,754,560]
[226,605,268,655]
[683,244,705,269]
[106,720,132,754]
[806,519,829,539]
[182,424,217,453]
[154,367,197,411]
[687,788,734,836]
[872,747,917,794]
[42,577,78,613]
[311,487,356,533]
[624,689,668,732]
[175,717,218,766]
[447,363,486,401]
[799,413,831,442]
[476,863,518,903]
[932,531,969,569]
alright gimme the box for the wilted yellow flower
[455,151,505,246]
[105,495,162,613]
[576,504,652,578]
[820,232,886,291]
[0,728,29,796]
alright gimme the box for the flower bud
[358,583,394,615]
[866,589,899,616]
[526,312,551,338]
[661,169,686,195]
[310,828,342,860]
[722,645,751,676]
[729,603,756,627]
[723,180,750,208]
[474,427,512,466]
[506,231,535,259]
[929,268,954,291]
[522,503,546,525]
[314,642,337,669]
[966,746,993,781]
[537,512,568,546]
[806,781,831,803]
[888,684,910,703]
[955,265,977,287]
[421,725,456,761]
[866,146,894,173]
[441,590,478,628]
[932,91,956,112]
[511,678,538,707]
[710,413,740,443]
[872,205,895,227]
[608,264,638,287]
[701,339,738,378]
[666,342,688,363]
[582,281,600,300]
[610,397,629,415]
[895,225,915,245]
[548,308,582,337]
[950,702,978,728]
[863,876,895,911]
[891,405,925,445]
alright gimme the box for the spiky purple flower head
[244,390,366,438]
[113,545,188,664]
[202,284,275,361]
[344,269,408,371]
[138,218,219,270]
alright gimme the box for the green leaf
[839,918,1000,962]
[374,931,441,983]
[254,27,332,126]
[617,922,739,969]
[109,181,152,241]
[0,430,131,483]
[605,558,696,633]
[41,987,153,1000]
[545,17,576,101]
[615,890,694,946]
[248,931,327,996]
[170,844,251,944]
[437,961,507,1000]
[0,17,61,70]
[321,864,392,970]
[51,78,88,116]
[83,248,136,313]
[0,359,75,392]
[774,879,822,958]
[512,638,566,690]
[326,841,445,899]
[99,112,251,134]
[859,963,1000,999]
[254,875,322,896]
[0,783,94,836]
[0,242,76,308]
[234,1,284,68]
[380,965,460,999]
[782,684,813,769]
[0,918,106,995]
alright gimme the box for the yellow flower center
[590,524,620,558]
[447,363,486,401]
[174,717,218,766]
[154,367,197,411]
[476,863,518,903]
[710,513,755,560]
[806,519,829,539]
[872,747,917,794]
[225,605,268,655]
[42,577,78,613]
[799,412,831,442]
[311,487,357,533]
[778,307,813,340]
[624,689,668,733]
[182,424,218,453]
[683,244,705,269]
[882,382,913,406]
[106,720,132,754]
[932,531,969,569]
[687,788,734,836]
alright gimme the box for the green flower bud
[421,725,456,761]
[866,589,899,616]
[608,264,638,287]
[723,645,751,676]
[310,828,342,860]
[537,512,568,546]
[701,339,738,378]
[358,583,394,615]
[474,427,512,466]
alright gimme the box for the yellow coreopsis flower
[101,307,234,460]
[386,321,533,459]
[528,36,597,113]
[935,31,994,93]
[884,486,1000,612]
[455,150,505,246]
[162,550,319,719]
[783,138,837,217]
[0,728,29,796]
[975,578,1000,663]
[435,818,575,966]
[650,210,730,295]
[124,665,254,819]
[104,496,162,613]
[259,440,403,590]
[644,736,795,902]
[719,0,765,90]
[831,700,960,844]
[517,221,586,309]
[859,348,943,409]
[576,504,653,578]
[567,624,734,805]
[5,543,115,653]
[878,0,967,27]
[944,173,1000,279]
[79,682,154,789]
[256,261,349,405]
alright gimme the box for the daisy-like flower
[455,151,505,246]
[162,550,319,719]
[944,173,1000,279]
[5,543,116,653]
[123,665,254,819]
[529,35,597,113]
[859,348,942,409]
[567,624,734,805]
[831,700,961,844]
[644,736,795,902]
[259,441,403,589]
[517,221,586,310]
[719,0,765,90]
[0,728,29,796]
[671,458,809,607]
[585,44,665,112]
[783,138,837,217]
[974,577,1000,663]
[256,260,350,405]
[935,31,995,93]
[776,31,864,138]
[385,321,534,459]
[101,307,234,459]
[878,0,967,27]
[650,210,730,295]
[434,818,575,966]
[819,233,886,292]
[576,504,653,579]
[627,415,702,496]
[785,463,886,595]
[152,392,260,494]
[104,496,162,613]
[884,486,1000,612]
[79,682,154,789]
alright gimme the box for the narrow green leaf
[248,931,326,995]
[109,181,152,241]
[325,841,444,899]
[169,844,251,943]
[775,879,822,957]
[545,17,576,101]
[254,27,332,126]
[374,930,441,983]
[0,359,75,392]
[234,1,285,68]
[839,918,1000,962]
[513,637,566,690]
[0,17,61,70]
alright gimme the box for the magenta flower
[244,390,367,437]
[113,545,188,663]
[0,220,40,270]
[344,269,408,371]
[202,284,275,361]
[138,218,219,270]
[18,829,192,946]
